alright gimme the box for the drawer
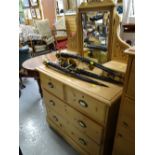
[43,90,103,144]
[116,123,135,142]
[40,73,64,99]
[126,58,135,98]
[47,108,100,155]
[65,86,107,125]
[46,117,89,155]
[120,97,135,118]
[119,97,135,131]
[113,133,135,155]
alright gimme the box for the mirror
[82,10,111,63]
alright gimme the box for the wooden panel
[43,89,103,144]
[65,15,77,32]
[47,108,100,155]
[119,97,135,121]
[65,86,108,125]
[47,117,89,155]
[126,58,135,98]
[40,73,64,99]
[113,134,135,155]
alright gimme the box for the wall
[41,0,56,29]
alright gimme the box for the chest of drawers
[37,62,123,155]
[112,48,135,155]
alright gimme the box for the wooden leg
[33,72,43,98]
[36,76,43,98]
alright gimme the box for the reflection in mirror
[82,10,111,64]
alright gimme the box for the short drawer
[113,133,135,155]
[65,86,107,125]
[40,73,64,99]
[47,108,100,155]
[43,90,103,144]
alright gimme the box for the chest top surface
[36,52,122,105]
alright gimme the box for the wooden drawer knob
[78,100,88,108]
[78,120,86,128]
[49,100,55,106]
[78,138,87,146]
[48,82,54,88]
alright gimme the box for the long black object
[74,68,122,84]
[86,44,107,51]
[44,61,108,87]
[56,53,122,78]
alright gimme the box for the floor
[19,78,79,155]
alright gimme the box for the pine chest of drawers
[112,48,135,155]
[37,63,123,155]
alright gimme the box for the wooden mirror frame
[76,0,130,64]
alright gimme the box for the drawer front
[65,86,107,125]
[126,58,135,99]
[43,90,103,144]
[47,117,89,155]
[47,108,100,155]
[113,133,135,155]
[120,97,135,118]
[119,97,135,131]
[40,73,64,99]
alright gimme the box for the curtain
[122,0,135,24]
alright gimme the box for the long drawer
[65,86,107,125]
[47,117,89,155]
[40,73,64,99]
[43,89,103,144]
[47,108,100,155]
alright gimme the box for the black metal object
[44,60,108,87]
[74,68,122,84]
[56,52,122,78]
[86,44,107,51]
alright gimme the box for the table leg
[36,75,43,98]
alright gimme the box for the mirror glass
[82,10,111,64]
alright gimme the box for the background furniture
[37,51,123,155]
[112,47,135,155]
[22,53,57,97]
[19,44,31,90]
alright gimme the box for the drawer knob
[79,100,88,108]
[53,115,58,122]
[78,138,87,146]
[49,100,55,106]
[48,82,54,88]
[78,120,86,128]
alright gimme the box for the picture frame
[23,0,30,8]
[30,0,39,7]
[35,8,41,19]
[30,8,37,18]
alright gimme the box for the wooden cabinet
[37,58,123,155]
[112,48,135,155]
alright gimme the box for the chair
[19,24,46,56]
[52,16,68,50]
[34,19,55,54]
